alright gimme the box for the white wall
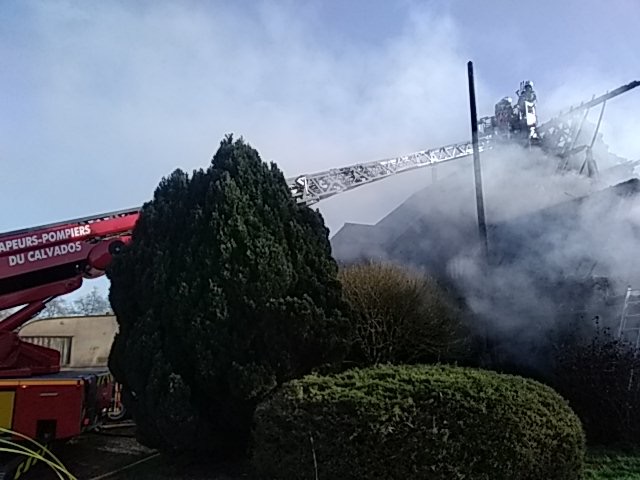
[19,315,118,368]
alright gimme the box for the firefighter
[516,80,537,114]
[514,81,539,139]
[494,96,513,137]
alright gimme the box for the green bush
[251,364,585,480]
[338,262,467,366]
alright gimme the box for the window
[21,336,72,366]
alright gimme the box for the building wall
[18,315,118,368]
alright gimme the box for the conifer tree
[107,135,351,453]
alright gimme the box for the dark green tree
[107,135,351,454]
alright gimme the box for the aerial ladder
[289,79,640,204]
[0,78,638,478]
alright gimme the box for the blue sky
[1,0,639,298]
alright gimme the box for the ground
[25,428,640,479]
[28,425,249,480]
[118,456,250,480]
[30,426,152,480]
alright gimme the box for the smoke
[322,43,640,370]
[542,73,640,162]
[3,0,638,313]
[331,135,640,370]
[316,60,640,236]
[0,1,486,233]
[1,1,486,299]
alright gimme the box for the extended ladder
[617,286,640,349]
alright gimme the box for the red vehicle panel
[0,210,139,283]
[11,380,85,440]
[0,242,91,278]
[0,209,140,259]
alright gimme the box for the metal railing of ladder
[617,286,640,390]
[617,286,640,349]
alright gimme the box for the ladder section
[617,286,640,349]
[287,138,491,205]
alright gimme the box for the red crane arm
[0,208,139,264]
[0,208,140,377]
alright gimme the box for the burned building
[330,146,640,368]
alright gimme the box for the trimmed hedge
[251,364,585,480]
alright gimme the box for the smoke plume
[330,133,640,370]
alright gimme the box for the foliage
[40,287,111,318]
[586,447,640,479]
[251,364,586,480]
[107,135,352,453]
[0,287,112,320]
[338,262,467,366]
[38,298,73,318]
[69,286,112,315]
[553,319,640,446]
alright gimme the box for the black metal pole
[467,61,489,261]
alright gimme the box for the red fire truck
[0,208,140,477]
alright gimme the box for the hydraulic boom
[289,79,639,204]
[0,209,139,376]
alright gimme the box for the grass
[119,447,640,479]
[586,448,640,479]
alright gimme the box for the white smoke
[2,0,637,312]
[331,134,640,369]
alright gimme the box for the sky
[1,0,639,299]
